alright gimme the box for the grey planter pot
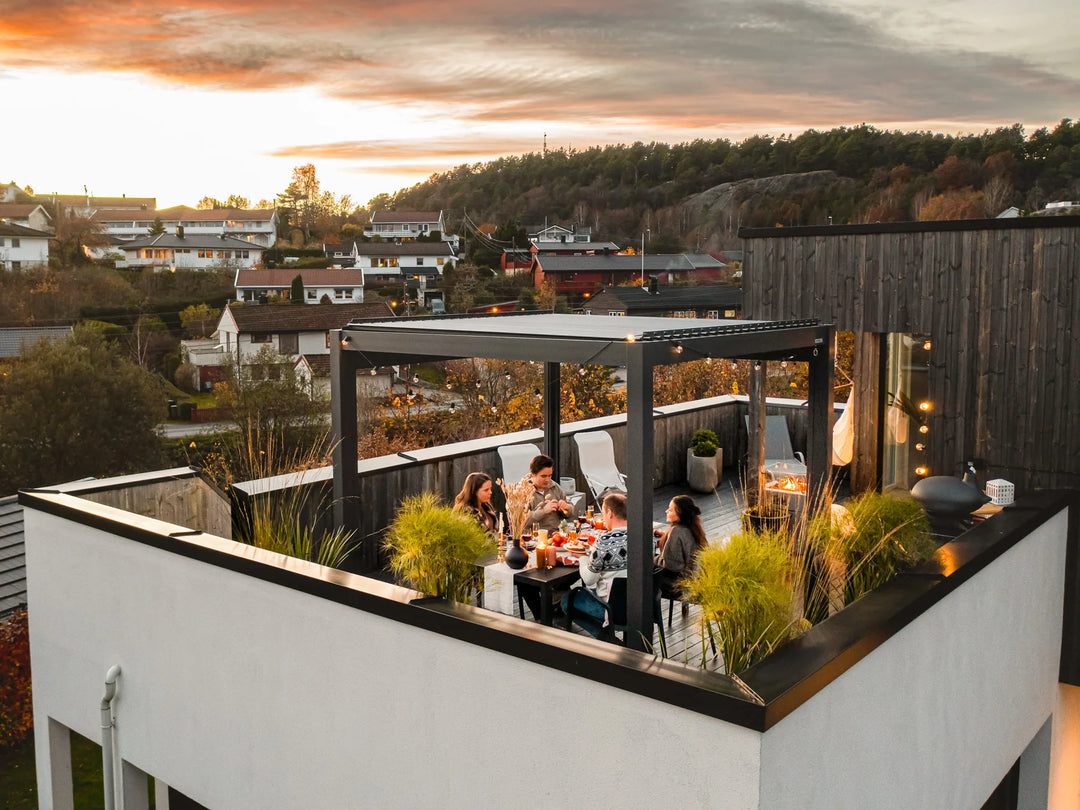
[687,448,722,492]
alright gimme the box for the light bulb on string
[915,466,929,476]
[919,424,929,434]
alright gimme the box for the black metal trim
[18,487,1075,733]
[740,215,1080,239]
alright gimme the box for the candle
[546,546,557,568]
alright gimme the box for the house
[0,326,74,359]
[583,280,742,318]
[364,209,447,241]
[0,203,53,232]
[91,206,278,247]
[294,353,392,400]
[528,223,593,245]
[350,241,455,285]
[531,252,727,298]
[37,193,155,217]
[741,213,1080,494]
[115,233,263,271]
[0,222,52,271]
[234,268,366,304]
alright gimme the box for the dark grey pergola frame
[330,312,834,651]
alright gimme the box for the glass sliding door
[882,333,932,492]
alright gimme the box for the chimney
[176,225,185,238]
[648,275,659,295]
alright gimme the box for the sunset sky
[2,0,1077,209]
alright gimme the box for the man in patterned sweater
[561,492,628,635]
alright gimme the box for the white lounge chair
[572,431,628,505]
[745,414,807,479]
[497,443,542,484]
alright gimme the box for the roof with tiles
[92,206,274,223]
[235,268,366,288]
[0,496,26,619]
[0,203,50,219]
[0,222,52,238]
[534,254,723,273]
[223,302,394,333]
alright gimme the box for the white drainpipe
[100,665,122,810]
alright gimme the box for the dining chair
[571,430,627,506]
[565,570,667,657]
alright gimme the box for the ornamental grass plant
[682,529,807,675]
[384,492,496,602]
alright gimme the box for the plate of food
[564,541,588,554]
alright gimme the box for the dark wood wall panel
[743,218,1080,492]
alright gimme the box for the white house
[350,241,455,285]
[38,194,156,217]
[212,301,394,367]
[91,206,278,247]
[234,268,366,304]
[0,222,51,271]
[0,204,53,232]
[364,209,446,240]
[115,233,263,271]
[294,353,392,400]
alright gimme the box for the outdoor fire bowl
[911,475,991,519]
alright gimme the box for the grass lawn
[0,729,155,809]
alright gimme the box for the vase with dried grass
[499,476,533,569]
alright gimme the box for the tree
[198,194,252,210]
[179,303,222,338]
[0,326,167,491]
[147,216,166,236]
[291,274,305,304]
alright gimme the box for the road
[159,421,238,439]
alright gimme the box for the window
[334,288,353,299]
[279,333,298,354]
[417,258,424,265]
[306,290,317,300]
[198,250,213,259]
[609,311,626,316]
[0,238,5,246]
[11,238,19,248]
[251,333,271,344]
[706,310,719,319]
[240,250,249,259]
[724,309,736,318]
[437,257,444,266]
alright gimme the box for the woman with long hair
[657,494,707,579]
[453,472,498,533]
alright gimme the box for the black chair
[658,570,691,627]
[565,569,667,657]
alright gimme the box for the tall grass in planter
[807,492,933,608]
[384,492,496,602]
[682,529,807,674]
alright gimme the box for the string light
[449,402,456,414]
[923,340,932,351]
[578,367,587,376]
[780,359,787,368]
[919,424,929,434]
[753,361,762,371]
[412,374,419,384]
[918,401,932,412]
[339,336,351,347]
[534,388,542,400]
[491,406,498,414]
[915,443,925,451]
[915,466,929,476]
[731,361,738,371]
[626,334,636,342]
[705,355,712,365]
[673,342,684,354]
[475,380,482,389]
[445,382,452,390]
[370,367,377,376]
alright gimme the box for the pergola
[330,312,835,650]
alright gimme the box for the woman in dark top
[452,472,498,533]
[657,494,707,589]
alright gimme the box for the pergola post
[543,362,561,475]
[747,360,767,508]
[851,332,882,494]
[331,331,360,556]
[806,330,835,507]
[625,346,654,652]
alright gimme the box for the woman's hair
[453,472,491,512]
[529,454,554,475]
[670,494,707,550]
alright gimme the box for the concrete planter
[686,448,722,492]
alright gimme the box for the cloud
[1,0,1076,135]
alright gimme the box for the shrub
[0,609,32,747]
[384,492,495,602]
[682,530,805,674]
[690,429,719,457]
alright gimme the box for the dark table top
[513,564,581,587]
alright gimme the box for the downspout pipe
[100,665,122,810]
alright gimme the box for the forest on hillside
[374,120,1080,252]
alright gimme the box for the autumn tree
[919,188,986,221]
[198,195,252,210]
[179,303,222,338]
[0,326,167,491]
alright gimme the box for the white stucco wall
[25,500,762,810]
[758,509,1070,809]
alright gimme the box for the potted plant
[383,492,496,602]
[687,429,722,492]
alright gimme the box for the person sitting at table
[525,454,576,532]
[560,492,628,636]
[656,494,707,610]
[452,472,498,533]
